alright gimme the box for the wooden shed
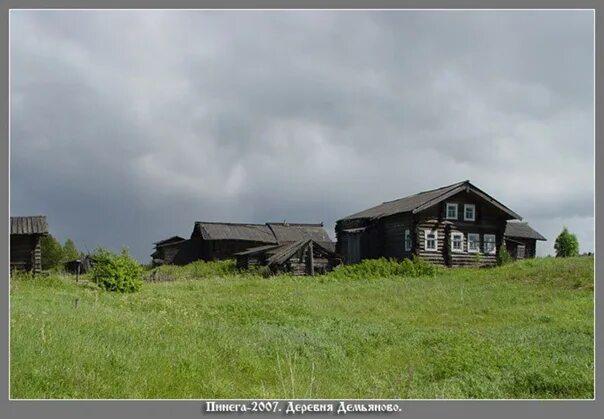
[150,235,187,266]
[64,255,96,274]
[10,215,48,274]
[504,221,546,260]
[235,239,340,276]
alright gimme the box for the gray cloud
[10,10,594,260]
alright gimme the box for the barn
[152,221,335,265]
[10,215,48,274]
[504,221,547,260]
[335,180,526,267]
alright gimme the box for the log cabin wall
[379,213,413,260]
[10,234,43,273]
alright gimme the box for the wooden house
[10,215,48,274]
[504,221,546,260]
[335,180,525,267]
[235,239,340,275]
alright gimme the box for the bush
[554,227,579,258]
[326,256,436,280]
[90,248,143,292]
[497,244,513,266]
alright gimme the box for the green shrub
[326,256,436,281]
[90,248,143,292]
[555,227,579,258]
[497,244,513,266]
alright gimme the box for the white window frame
[445,203,458,220]
[483,234,496,255]
[450,232,464,253]
[468,233,480,253]
[404,229,412,252]
[424,229,438,251]
[464,204,476,221]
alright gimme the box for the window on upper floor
[446,203,458,220]
[464,204,476,221]
[451,232,464,253]
[468,233,480,253]
[484,234,496,255]
[425,229,438,251]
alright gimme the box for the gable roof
[192,222,277,243]
[266,239,336,266]
[153,236,186,247]
[191,221,334,245]
[504,221,546,241]
[10,216,48,235]
[339,180,522,222]
[267,222,332,244]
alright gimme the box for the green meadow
[10,256,594,399]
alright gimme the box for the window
[464,204,476,221]
[484,234,496,255]
[404,229,412,251]
[451,232,464,253]
[468,233,480,253]
[425,230,438,251]
[446,203,458,220]
[517,245,525,259]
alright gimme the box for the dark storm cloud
[10,10,594,260]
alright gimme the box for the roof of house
[191,221,334,245]
[267,222,332,244]
[266,239,336,266]
[153,236,186,246]
[504,221,546,241]
[10,216,48,235]
[192,222,277,243]
[339,180,522,222]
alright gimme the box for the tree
[62,239,80,262]
[554,227,579,258]
[40,234,63,270]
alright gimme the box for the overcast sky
[10,10,594,261]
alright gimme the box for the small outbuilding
[10,215,48,274]
[64,255,96,275]
[235,239,340,276]
[151,235,187,266]
[504,221,546,260]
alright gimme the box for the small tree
[62,239,80,262]
[497,244,512,266]
[554,227,579,258]
[40,234,63,270]
[90,248,143,292]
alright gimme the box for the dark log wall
[380,213,413,260]
[505,238,537,259]
[10,234,42,273]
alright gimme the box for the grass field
[10,256,594,399]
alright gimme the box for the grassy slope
[10,257,594,399]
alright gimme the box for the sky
[10,10,594,261]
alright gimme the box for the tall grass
[10,256,594,399]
